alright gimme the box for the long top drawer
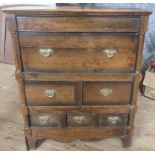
[19,32,138,73]
[17,16,139,32]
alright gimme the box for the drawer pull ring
[39,48,54,57]
[45,90,56,98]
[103,48,117,58]
[100,88,113,97]
[73,116,85,124]
[38,115,50,124]
[108,116,120,124]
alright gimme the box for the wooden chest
[4,6,151,150]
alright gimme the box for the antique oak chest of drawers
[4,6,151,150]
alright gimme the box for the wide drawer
[83,82,132,105]
[17,16,139,32]
[25,81,76,106]
[20,33,138,73]
[30,112,128,127]
[21,47,136,73]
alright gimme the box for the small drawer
[17,16,139,32]
[83,82,132,105]
[67,113,97,127]
[30,112,66,127]
[25,81,76,106]
[99,114,128,126]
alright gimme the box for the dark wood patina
[3,5,151,150]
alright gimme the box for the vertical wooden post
[6,14,33,150]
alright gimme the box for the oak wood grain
[83,82,132,105]
[25,82,76,106]
[5,7,151,149]
[23,73,133,82]
[31,127,127,141]
[28,105,130,114]
[99,113,128,127]
[67,113,96,127]
[19,32,138,49]
[30,112,66,127]
[21,48,136,73]
[3,6,152,16]
[17,16,139,32]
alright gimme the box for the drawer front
[20,33,137,73]
[83,82,132,105]
[67,113,97,127]
[19,32,138,49]
[17,16,139,32]
[25,82,76,106]
[99,113,128,126]
[30,112,128,127]
[21,47,136,73]
[30,112,66,127]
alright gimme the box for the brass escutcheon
[38,115,50,124]
[107,116,120,124]
[100,88,113,97]
[45,90,56,98]
[39,48,54,57]
[103,48,117,58]
[73,115,86,124]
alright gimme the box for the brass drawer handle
[100,88,113,97]
[108,116,120,124]
[45,90,56,98]
[73,115,86,124]
[38,115,50,124]
[103,48,117,58]
[39,48,54,57]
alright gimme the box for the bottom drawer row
[30,113,129,127]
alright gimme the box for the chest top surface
[3,5,152,15]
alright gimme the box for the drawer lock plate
[100,88,113,97]
[73,115,86,124]
[39,48,54,57]
[107,116,120,124]
[45,90,57,98]
[103,48,117,58]
[38,115,50,124]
